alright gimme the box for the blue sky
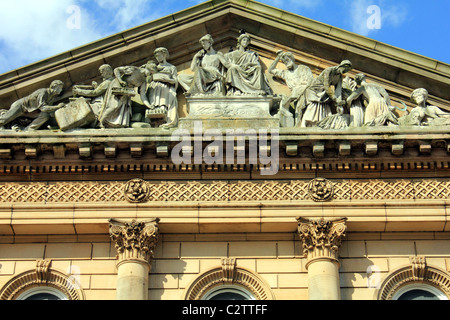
[0,0,449,75]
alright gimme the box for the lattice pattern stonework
[0,179,449,203]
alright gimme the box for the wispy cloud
[0,0,102,73]
[347,0,408,36]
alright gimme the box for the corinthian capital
[109,218,160,264]
[297,217,347,265]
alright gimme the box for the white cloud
[347,0,408,36]
[0,0,102,73]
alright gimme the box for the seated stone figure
[347,73,398,127]
[178,34,228,97]
[0,80,65,131]
[225,33,272,96]
[269,50,314,127]
[398,88,450,126]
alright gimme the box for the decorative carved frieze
[1,178,450,204]
[109,219,160,264]
[297,217,347,266]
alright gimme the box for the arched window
[393,284,448,301]
[0,260,85,301]
[202,285,256,301]
[377,257,450,301]
[184,258,274,301]
[17,287,68,301]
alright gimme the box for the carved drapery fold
[109,218,160,264]
[297,217,347,266]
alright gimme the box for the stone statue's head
[237,33,251,49]
[99,64,113,78]
[411,88,428,104]
[281,52,295,63]
[199,34,214,46]
[339,60,353,74]
[154,47,170,61]
[49,80,64,95]
[355,73,366,85]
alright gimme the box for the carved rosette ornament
[124,179,150,203]
[109,219,160,264]
[297,217,347,267]
[308,178,334,202]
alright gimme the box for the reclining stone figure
[0,80,65,131]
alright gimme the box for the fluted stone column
[297,217,347,300]
[109,218,160,300]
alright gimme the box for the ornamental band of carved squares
[0,179,449,203]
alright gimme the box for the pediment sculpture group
[0,33,448,132]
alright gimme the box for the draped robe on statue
[225,49,272,96]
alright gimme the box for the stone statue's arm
[380,87,391,106]
[347,87,364,107]
[191,50,205,71]
[40,103,65,113]
[268,51,283,75]
[73,81,109,97]
[139,82,151,108]
[216,51,231,69]
[114,67,130,87]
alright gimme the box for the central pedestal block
[179,96,280,130]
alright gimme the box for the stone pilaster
[297,217,347,300]
[109,218,160,300]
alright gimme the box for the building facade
[0,0,450,301]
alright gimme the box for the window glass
[17,287,68,301]
[393,285,447,301]
[203,286,255,301]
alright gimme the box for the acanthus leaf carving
[109,218,160,264]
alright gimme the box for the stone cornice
[0,128,450,180]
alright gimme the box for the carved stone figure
[0,80,65,131]
[347,73,398,127]
[72,64,115,125]
[269,51,314,127]
[316,105,350,130]
[147,48,179,129]
[398,88,450,126]
[301,60,352,127]
[178,34,228,97]
[225,33,272,96]
[342,76,365,127]
[97,64,150,129]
